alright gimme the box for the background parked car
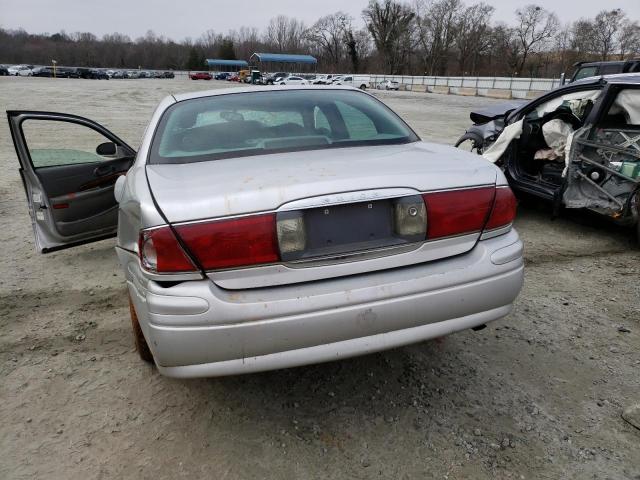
[312,74,335,85]
[31,66,53,77]
[189,71,212,80]
[0,65,9,76]
[227,73,239,81]
[214,72,230,80]
[163,71,175,78]
[377,80,400,90]
[333,75,370,90]
[77,68,109,79]
[279,75,308,85]
[8,64,33,76]
[567,58,640,83]
[265,72,290,84]
[55,67,80,78]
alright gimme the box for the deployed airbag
[534,119,574,162]
[611,90,640,124]
[482,119,524,163]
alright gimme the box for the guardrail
[366,75,562,99]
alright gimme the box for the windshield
[149,89,419,164]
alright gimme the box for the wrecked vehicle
[8,86,523,378]
[456,74,640,240]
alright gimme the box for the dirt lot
[1,76,639,480]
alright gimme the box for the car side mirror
[114,175,126,203]
[97,142,117,156]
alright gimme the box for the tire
[359,84,367,90]
[455,132,484,155]
[128,293,154,363]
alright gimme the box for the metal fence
[366,75,562,98]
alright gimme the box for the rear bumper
[123,230,524,378]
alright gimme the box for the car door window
[573,66,598,81]
[22,119,121,168]
[599,64,620,76]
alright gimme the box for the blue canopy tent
[205,59,249,71]
[249,53,317,73]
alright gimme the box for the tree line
[1,1,638,78]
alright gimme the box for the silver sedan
[8,86,523,378]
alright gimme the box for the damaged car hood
[470,101,523,124]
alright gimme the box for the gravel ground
[1,77,639,480]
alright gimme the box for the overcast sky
[1,0,639,41]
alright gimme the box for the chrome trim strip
[480,224,512,240]
[116,246,204,281]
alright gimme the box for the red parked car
[227,73,239,82]
[189,72,212,80]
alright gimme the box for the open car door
[7,111,136,252]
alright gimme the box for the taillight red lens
[174,214,279,270]
[486,186,517,230]
[138,227,197,273]
[423,187,495,239]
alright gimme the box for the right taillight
[485,186,517,230]
[422,185,516,240]
[423,187,495,239]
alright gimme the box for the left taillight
[138,227,198,273]
[174,214,279,270]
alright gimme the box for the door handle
[94,165,115,176]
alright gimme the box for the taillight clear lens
[486,186,517,230]
[277,213,306,254]
[175,214,279,270]
[423,187,495,239]
[393,196,427,238]
[138,227,197,273]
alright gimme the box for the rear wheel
[359,84,367,90]
[128,294,154,363]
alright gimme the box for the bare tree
[454,2,495,75]
[306,12,352,68]
[592,9,624,60]
[415,0,463,75]
[265,15,307,53]
[618,20,640,59]
[513,4,559,75]
[570,19,596,58]
[363,0,416,74]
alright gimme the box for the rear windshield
[149,89,419,164]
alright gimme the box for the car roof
[570,72,640,87]
[577,61,625,67]
[172,85,360,102]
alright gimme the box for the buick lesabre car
[8,86,523,378]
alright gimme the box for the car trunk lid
[146,141,498,288]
